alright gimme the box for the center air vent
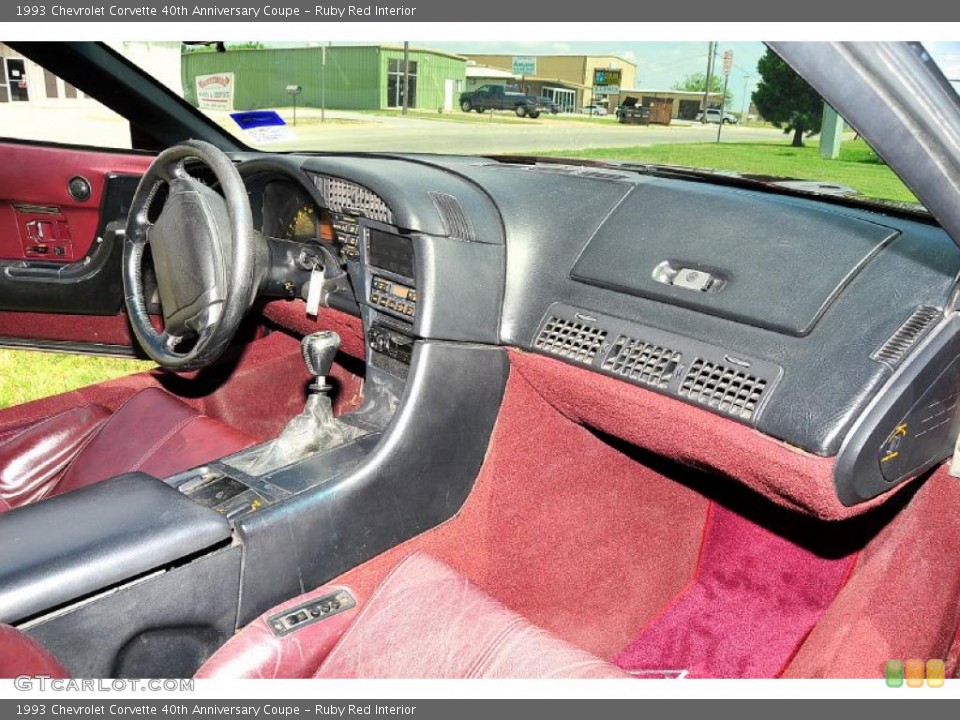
[602,335,681,389]
[679,359,767,420]
[534,316,607,364]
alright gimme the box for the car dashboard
[239,151,960,512]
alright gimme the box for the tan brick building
[463,54,638,112]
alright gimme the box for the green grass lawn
[0,350,155,409]
[536,139,917,204]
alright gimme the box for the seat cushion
[0,624,68,679]
[0,387,257,510]
[0,404,111,510]
[198,553,628,679]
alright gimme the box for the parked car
[1,40,960,685]
[696,108,739,124]
[538,96,561,114]
[458,84,542,118]
[616,96,651,124]
[578,104,608,116]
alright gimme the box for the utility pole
[740,73,752,122]
[702,41,715,123]
[402,41,410,115]
[321,43,327,124]
[717,49,732,143]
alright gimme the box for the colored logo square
[926,659,945,688]
[905,658,925,687]
[885,659,904,688]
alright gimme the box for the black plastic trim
[0,473,232,624]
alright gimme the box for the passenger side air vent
[872,306,941,368]
[534,316,607,364]
[602,335,681,389]
[678,359,767,420]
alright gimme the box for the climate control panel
[370,276,418,319]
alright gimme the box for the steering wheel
[123,140,264,372]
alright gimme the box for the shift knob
[301,331,341,380]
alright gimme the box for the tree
[672,72,732,108]
[751,48,824,147]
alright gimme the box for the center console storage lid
[0,473,231,623]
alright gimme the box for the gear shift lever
[229,331,364,474]
[301,331,340,394]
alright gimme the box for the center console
[9,207,508,678]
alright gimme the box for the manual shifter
[302,331,340,394]
[230,331,365,474]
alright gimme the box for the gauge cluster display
[260,180,334,243]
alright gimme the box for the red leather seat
[0,553,629,679]
[0,387,256,512]
[198,552,629,679]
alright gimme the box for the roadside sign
[196,72,235,111]
[722,50,733,76]
[593,85,621,95]
[593,68,622,88]
[512,56,536,76]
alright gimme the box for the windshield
[6,40,960,210]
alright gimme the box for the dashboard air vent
[430,192,474,241]
[872,306,941,368]
[534,316,607,364]
[679,359,767,420]
[602,335,681,389]
[311,175,393,224]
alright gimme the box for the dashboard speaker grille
[311,175,393,224]
[602,335,681,389]
[535,316,607,364]
[872,306,941,368]
[679,359,767,420]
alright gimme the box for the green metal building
[182,45,467,112]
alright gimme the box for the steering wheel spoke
[123,140,264,372]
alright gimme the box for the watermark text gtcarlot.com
[14,677,195,692]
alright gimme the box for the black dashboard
[237,152,960,509]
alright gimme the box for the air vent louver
[872,306,941,368]
[679,359,767,420]
[430,192,474,241]
[602,335,681,389]
[534,316,607,364]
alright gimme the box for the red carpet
[329,362,711,658]
[613,502,856,678]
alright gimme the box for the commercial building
[0,42,182,103]
[181,45,467,113]
[462,53,638,112]
[622,89,727,121]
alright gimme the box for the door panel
[0,142,152,263]
[0,142,153,351]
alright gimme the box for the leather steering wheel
[123,140,263,372]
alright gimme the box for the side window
[0,43,132,150]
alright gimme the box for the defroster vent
[534,316,607,364]
[872,306,941,368]
[679,359,767,420]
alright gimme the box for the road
[4,102,788,155]
[267,109,787,154]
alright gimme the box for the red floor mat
[613,502,856,678]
